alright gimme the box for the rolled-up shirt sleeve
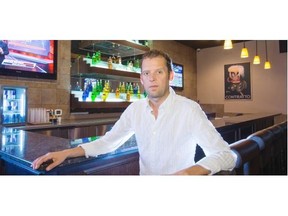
[191,104,237,174]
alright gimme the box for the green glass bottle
[92,53,96,65]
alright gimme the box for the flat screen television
[0,40,57,80]
[170,62,184,90]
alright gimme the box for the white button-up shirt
[80,88,237,175]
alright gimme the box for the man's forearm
[63,146,86,158]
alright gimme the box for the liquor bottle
[121,82,126,93]
[102,92,107,102]
[92,53,96,65]
[129,83,133,94]
[118,82,122,91]
[96,80,101,95]
[108,57,113,69]
[115,88,120,98]
[126,90,130,102]
[98,51,101,62]
[75,81,81,91]
[107,80,111,92]
[95,51,99,63]
[82,89,89,101]
[134,59,140,68]
[137,87,141,99]
[117,53,122,64]
[133,83,138,95]
[112,55,116,64]
[91,84,97,102]
[128,61,133,71]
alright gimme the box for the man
[0,40,9,65]
[32,49,236,175]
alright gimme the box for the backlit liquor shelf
[71,89,146,113]
[70,40,150,114]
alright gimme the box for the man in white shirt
[32,49,237,175]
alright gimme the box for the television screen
[0,40,57,80]
[170,62,184,90]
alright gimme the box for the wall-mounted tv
[170,62,184,90]
[0,40,57,80]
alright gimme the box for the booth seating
[278,121,287,174]
[230,120,287,175]
[225,121,287,175]
[229,139,261,175]
[246,121,287,175]
[266,124,284,174]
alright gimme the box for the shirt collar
[145,87,175,111]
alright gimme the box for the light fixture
[253,40,260,64]
[240,42,249,58]
[224,40,233,49]
[264,40,271,69]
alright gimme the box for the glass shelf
[71,90,145,102]
[78,40,149,58]
[83,57,141,74]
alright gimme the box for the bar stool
[247,129,274,175]
[230,139,261,175]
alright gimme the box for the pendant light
[264,40,271,69]
[241,42,249,58]
[224,40,233,49]
[253,40,260,64]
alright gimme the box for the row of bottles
[75,78,146,102]
[86,51,102,65]
[85,51,140,72]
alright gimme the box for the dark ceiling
[71,40,250,56]
[175,40,249,49]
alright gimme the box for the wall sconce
[224,40,233,49]
[264,40,271,69]
[241,42,249,58]
[253,40,260,64]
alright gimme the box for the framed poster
[224,62,251,100]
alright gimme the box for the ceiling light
[264,40,271,69]
[241,42,249,58]
[224,40,233,49]
[253,40,260,64]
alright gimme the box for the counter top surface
[0,112,280,174]
[0,127,137,174]
[11,112,281,131]
[12,117,119,131]
[210,112,281,128]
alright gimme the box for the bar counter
[0,112,280,175]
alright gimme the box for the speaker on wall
[279,40,287,53]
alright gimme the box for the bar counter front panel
[0,113,279,175]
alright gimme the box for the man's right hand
[31,146,85,171]
[31,151,68,171]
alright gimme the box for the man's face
[140,56,174,101]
